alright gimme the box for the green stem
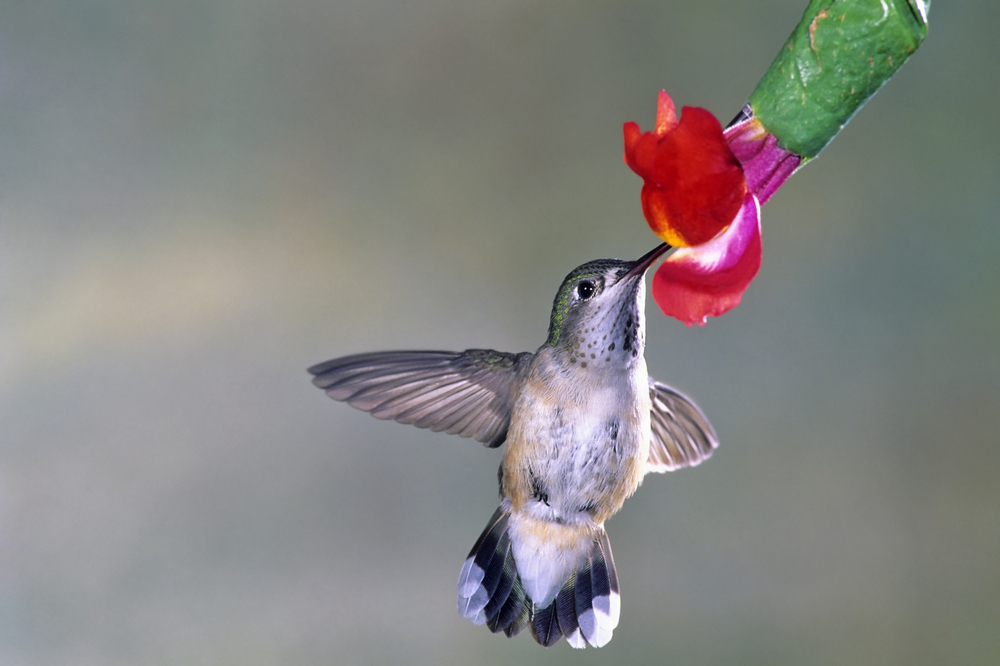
[748,0,929,159]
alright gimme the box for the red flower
[623,91,747,247]
[624,91,765,326]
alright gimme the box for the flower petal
[724,116,801,205]
[624,97,747,247]
[654,89,678,137]
[652,193,762,326]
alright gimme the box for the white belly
[503,357,652,528]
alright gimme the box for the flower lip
[651,192,762,326]
[621,242,672,281]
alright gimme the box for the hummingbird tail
[533,528,620,648]
[457,507,531,638]
[457,507,620,648]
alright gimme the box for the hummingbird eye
[576,280,596,300]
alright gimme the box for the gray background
[3,1,998,664]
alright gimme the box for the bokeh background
[2,1,998,664]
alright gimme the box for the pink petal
[724,117,801,205]
[652,193,762,326]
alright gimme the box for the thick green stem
[748,0,929,159]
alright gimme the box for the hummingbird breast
[501,346,652,528]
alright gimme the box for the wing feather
[309,349,532,448]
[646,378,719,472]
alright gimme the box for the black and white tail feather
[457,507,621,648]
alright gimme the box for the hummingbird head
[545,243,671,369]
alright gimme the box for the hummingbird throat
[563,282,644,371]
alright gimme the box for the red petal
[654,90,678,136]
[652,193,762,326]
[624,104,747,247]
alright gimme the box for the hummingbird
[308,242,717,648]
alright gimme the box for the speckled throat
[559,277,645,371]
[543,256,651,373]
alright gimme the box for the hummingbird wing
[646,378,719,472]
[308,349,532,448]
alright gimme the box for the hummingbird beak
[621,242,672,281]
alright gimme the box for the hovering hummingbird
[308,242,717,648]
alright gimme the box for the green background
[2,1,997,664]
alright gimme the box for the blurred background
[2,1,997,664]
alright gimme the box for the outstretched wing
[308,349,532,448]
[646,378,718,472]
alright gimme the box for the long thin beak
[622,242,672,280]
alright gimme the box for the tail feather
[573,559,593,632]
[458,507,531,636]
[556,576,585,648]
[458,508,621,648]
[531,602,562,647]
[501,585,531,638]
[482,549,518,623]
[457,508,509,623]
[475,530,511,620]
[577,531,620,648]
